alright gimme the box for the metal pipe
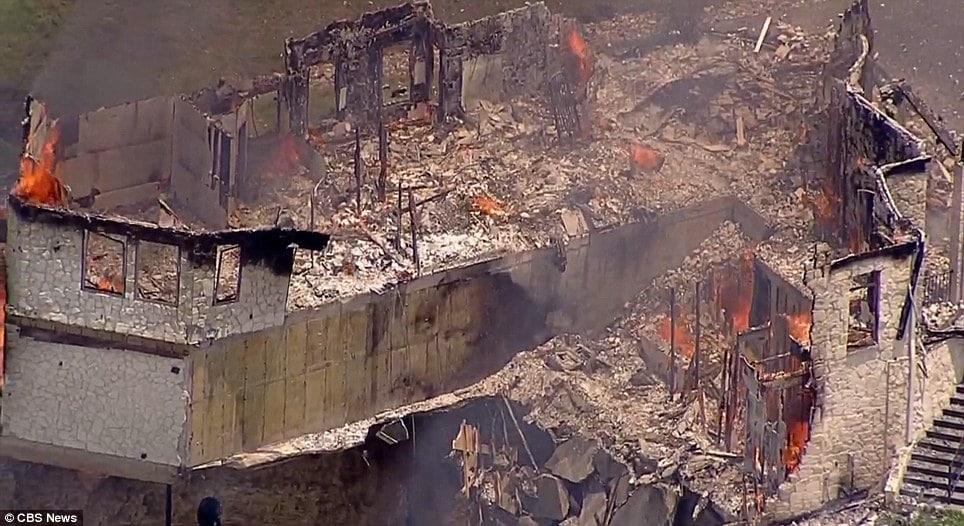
[950,158,964,302]
[165,484,173,526]
[906,283,916,445]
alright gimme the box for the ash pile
[209,4,835,311]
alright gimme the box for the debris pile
[202,9,836,311]
[452,420,687,525]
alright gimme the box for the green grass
[914,511,964,526]
[881,510,964,526]
[0,0,73,88]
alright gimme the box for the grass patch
[0,0,73,88]
[914,511,964,526]
[882,509,964,526]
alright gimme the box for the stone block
[132,97,175,144]
[323,361,347,429]
[264,330,286,382]
[262,379,286,443]
[283,375,306,438]
[284,323,308,376]
[303,367,327,432]
[240,383,265,450]
[79,102,137,153]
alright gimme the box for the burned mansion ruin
[2,0,964,524]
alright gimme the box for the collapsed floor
[274,16,825,308]
[52,6,829,310]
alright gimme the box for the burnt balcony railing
[922,268,954,305]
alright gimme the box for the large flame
[785,311,812,344]
[14,126,68,207]
[658,314,695,359]
[567,28,592,84]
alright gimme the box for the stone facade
[770,246,918,516]
[5,206,293,345]
[1,331,187,467]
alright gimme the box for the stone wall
[912,339,964,440]
[5,204,306,345]
[37,97,174,212]
[769,245,918,516]
[6,211,195,343]
[187,195,772,464]
[0,330,187,472]
[169,98,227,228]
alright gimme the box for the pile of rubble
[226,9,837,310]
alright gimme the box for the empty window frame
[135,240,180,305]
[82,231,127,296]
[214,245,241,305]
[847,271,880,348]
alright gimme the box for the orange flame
[719,250,755,334]
[470,195,507,218]
[94,274,124,294]
[629,144,665,173]
[785,311,812,344]
[658,314,695,359]
[783,421,809,473]
[567,28,592,84]
[265,133,303,177]
[783,390,814,474]
[14,126,68,207]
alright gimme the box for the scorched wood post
[354,127,362,212]
[669,287,677,396]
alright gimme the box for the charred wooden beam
[893,83,958,156]
[9,194,330,273]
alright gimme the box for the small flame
[658,314,695,359]
[629,144,665,173]
[93,274,124,294]
[567,28,592,84]
[783,390,814,474]
[718,250,756,335]
[470,195,507,218]
[14,126,68,207]
[785,311,812,344]
[783,420,809,473]
[265,133,303,177]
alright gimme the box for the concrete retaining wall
[186,195,772,465]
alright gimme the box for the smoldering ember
[2,0,964,524]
